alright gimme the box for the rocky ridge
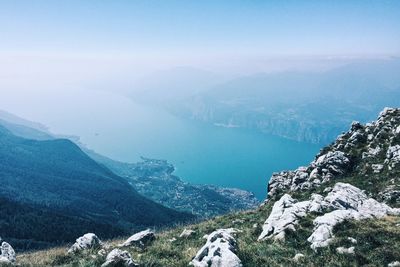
[259,182,400,249]
[267,107,400,206]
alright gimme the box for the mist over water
[0,89,319,199]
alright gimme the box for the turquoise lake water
[1,89,320,199]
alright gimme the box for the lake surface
[1,89,320,199]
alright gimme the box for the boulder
[258,194,327,241]
[293,253,305,262]
[68,233,102,254]
[308,183,400,249]
[179,229,196,238]
[260,182,400,250]
[312,151,350,175]
[190,228,242,267]
[0,241,16,264]
[336,246,355,255]
[371,164,384,173]
[119,229,155,248]
[387,145,400,168]
[388,261,400,267]
[101,249,138,267]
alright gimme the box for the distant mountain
[145,59,400,144]
[0,125,193,250]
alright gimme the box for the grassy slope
[16,202,400,267]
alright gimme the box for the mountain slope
[0,125,193,249]
[0,112,259,218]
[16,107,400,267]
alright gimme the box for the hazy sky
[0,0,400,91]
[2,0,400,56]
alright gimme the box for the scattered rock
[260,182,400,250]
[293,253,305,262]
[190,228,242,267]
[68,233,102,254]
[336,246,355,255]
[101,249,138,267]
[119,229,155,248]
[371,164,384,173]
[0,241,16,264]
[179,229,196,238]
[98,249,107,256]
[388,261,400,267]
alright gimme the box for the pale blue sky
[0,0,399,92]
[1,0,399,57]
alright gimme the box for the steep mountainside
[0,125,193,250]
[0,111,259,218]
[14,107,400,267]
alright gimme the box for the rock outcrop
[258,194,327,241]
[119,229,155,248]
[267,108,400,206]
[101,249,138,267]
[0,241,16,264]
[259,183,400,249]
[190,228,242,267]
[68,233,102,254]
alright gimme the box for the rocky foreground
[6,108,400,266]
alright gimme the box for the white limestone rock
[371,164,384,173]
[0,241,16,264]
[388,261,400,267]
[362,146,381,159]
[190,228,242,267]
[179,229,196,238]
[309,183,400,250]
[261,182,400,250]
[387,145,400,168]
[336,246,355,255]
[312,151,350,175]
[119,229,155,248]
[293,253,305,262]
[258,193,327,241]
[68,233,102,254]
[101,249,138,267]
